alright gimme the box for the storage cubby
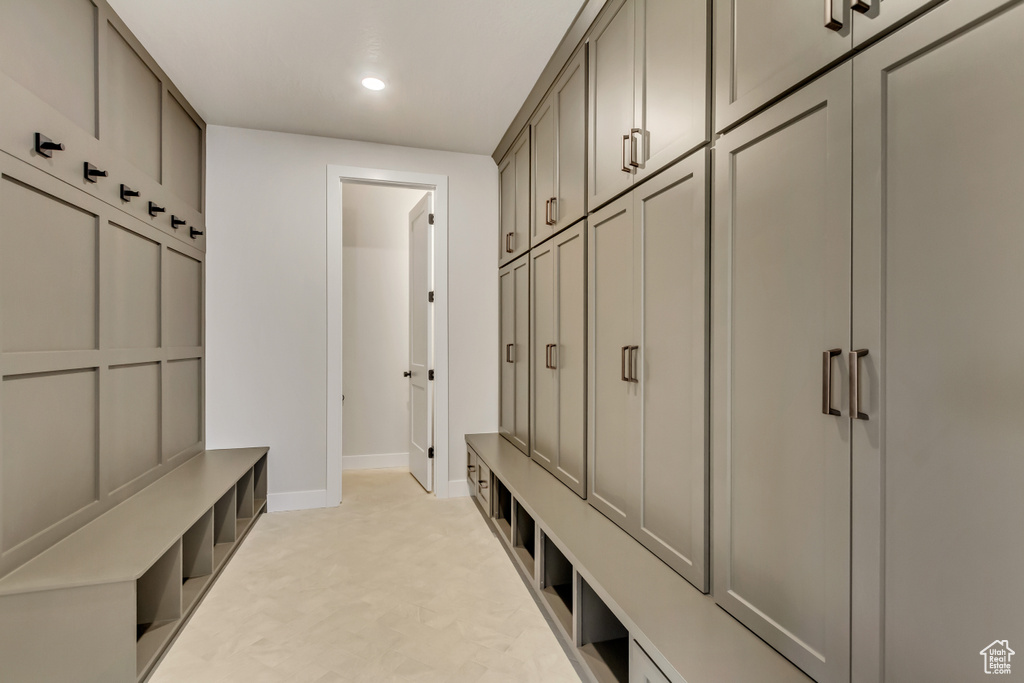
[540,533,574,636]
[181,509,214,610]
[578,577,630,683]
[512,500,537,578]
[212,487,236,568]
[136,541,183,677]
[494,478,513,542]
[235,467,255,531]
[253,455,268,511]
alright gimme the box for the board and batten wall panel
[0,0,207,581]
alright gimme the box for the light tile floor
[151,468,582,682]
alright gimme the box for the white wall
[205,125,498,509]
[341,183,426,469]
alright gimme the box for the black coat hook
[84,163,108,183]
[35,133,65,158]
[148,202,166,217]
[120,184,140,201]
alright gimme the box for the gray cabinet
[712,65,853,683]
[499,128,530,265]
[531,45,587,247]
[588,0,708,211]
[531,222,586,497]
[852,2,1024,681]
[714,0,941,133]
[630,641,670,683]
[499,256,530,454]
[588,152,708,590]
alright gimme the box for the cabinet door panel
[532,98,556,248]
[713,66,852,683]
[852,0,943,47]
[555,223,586,495]
[555,48,587,231]
[513,258,530,452]
[499,264,516,438]
[588,195,638,525]
[499,155,515,264]
[531,244,556,467]
[637,152,708,590]
[715,0,850,133]
[513,131,531,261]
[104,23,162,181]
[852,3,1024,681]
[589,0,635,211]
[635,0,709,182]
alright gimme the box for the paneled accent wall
[0,0,206,577]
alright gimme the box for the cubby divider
[540,533,575,636]
[236,467,255,528]
[512,501,537,579]
[181,509,214,610]
[212,487,237,568]
[578,577,630,683]
[136,541,183,677]
[494,478,513,542]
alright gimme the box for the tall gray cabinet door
[633,0,709,184]
[499,129,530,266]
[588,0,636,211]
[531,242,557,468]
[712,65,852,683]
[513,256,531,453]
[714,0,851,133]
[851,3,1024,682]
[499,262,517,441]
[635,151,709,591]
[531,97,557,248]
[588,194,639,527]
[851,0,942,47]
[553,47,587,232]
[553,222,586,496]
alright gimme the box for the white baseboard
[448,478,471,498]
[268,489,328,512]
[343,452,409,470]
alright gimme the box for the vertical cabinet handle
[506,343,515,363]
[849,349,869,420]
[548,197,557,226]
[851,0,871,13]
[621,346,629,381]
[628,128,643,168]
[505,232,515,253]
[545,344,557,370]
[544,199,551,226]
[825,0,843,30]
[621,134,632,173]
[628,346,639,383]
[822,349,842,416]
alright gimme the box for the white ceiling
[107,0,586,156]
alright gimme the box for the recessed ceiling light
[362,77,386,91]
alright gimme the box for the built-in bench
[466,433,810,683]
[0,447,269,683]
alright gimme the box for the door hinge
[428,213,435,225]
[428,290,434,303]
[428,369,435,381]
[428,447,434,459]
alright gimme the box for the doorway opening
[326,166,450,504]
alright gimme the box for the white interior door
[408,192,433,492]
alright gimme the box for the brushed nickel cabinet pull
[822,349,842,416]
[825,0,843,30]
[852,0,871,13]
[622,134,632,173]
[849,349,869,420]
[548,197,557,225]
[545,344,557,370]
[506,343,515,363]
[628,128,643,168]
[628,345,639,383]
[621,346,629,382]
